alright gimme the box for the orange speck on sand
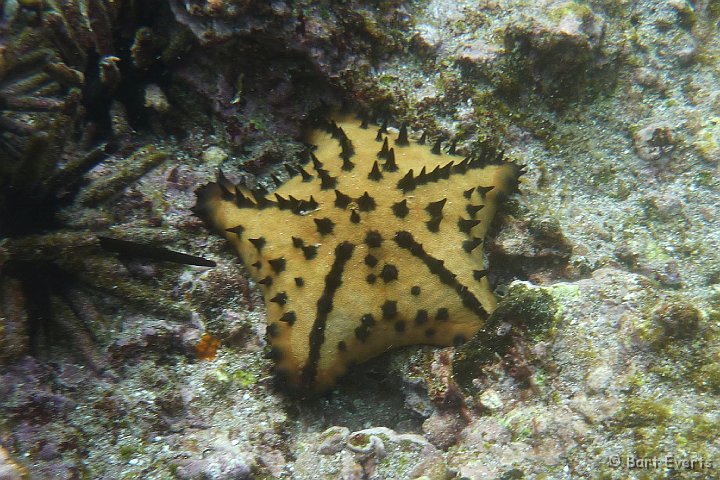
[195,333,220,361]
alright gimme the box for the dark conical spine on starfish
[251,189,275,209]
[425,198,447,217]
[310,152,323,171]
[368,161,383,181]
[426,216,442,233]
[466,204,485,217]
[334,189,352,209]
[395,124,409,146]
[458,218,481,233]
[377,137,389,159]
[397,169,416,192]
[383,148,398,172]
[391,199,409,218]
[226,225,244,236]
[216,170,235,200]
[462,237,483,253]
[275,194,292,210]
[431,139,442,155]
[234,186,255,208]
[317,168,337,190]
[249,237,266,251]
[357,192,376,211]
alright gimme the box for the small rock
[317,426,349,455]
[633,123,675,163]
[422,410,466,450]
[201,146,229,167]
[478,388,503,412]
[651,298,701,341]
[586,364,613,394]
[144,83,170,112]
[459,417,512,446]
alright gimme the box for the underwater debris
[0,1,213,371]
[195,332,221,361]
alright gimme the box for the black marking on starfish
[302,241,355,387]
[394,231,487,318]
[365,254,378,267]
[361,313,375,326]
[379,264,399,283]
[382,300,398,319]
[365,231,383,248]
[315,217,335,235]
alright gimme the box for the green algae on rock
[195,112,521,392]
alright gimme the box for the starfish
[195,112,521,393]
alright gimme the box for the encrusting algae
[195,112,521,393]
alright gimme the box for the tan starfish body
[195,113,520,393]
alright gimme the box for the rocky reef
[1,0,719,479]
